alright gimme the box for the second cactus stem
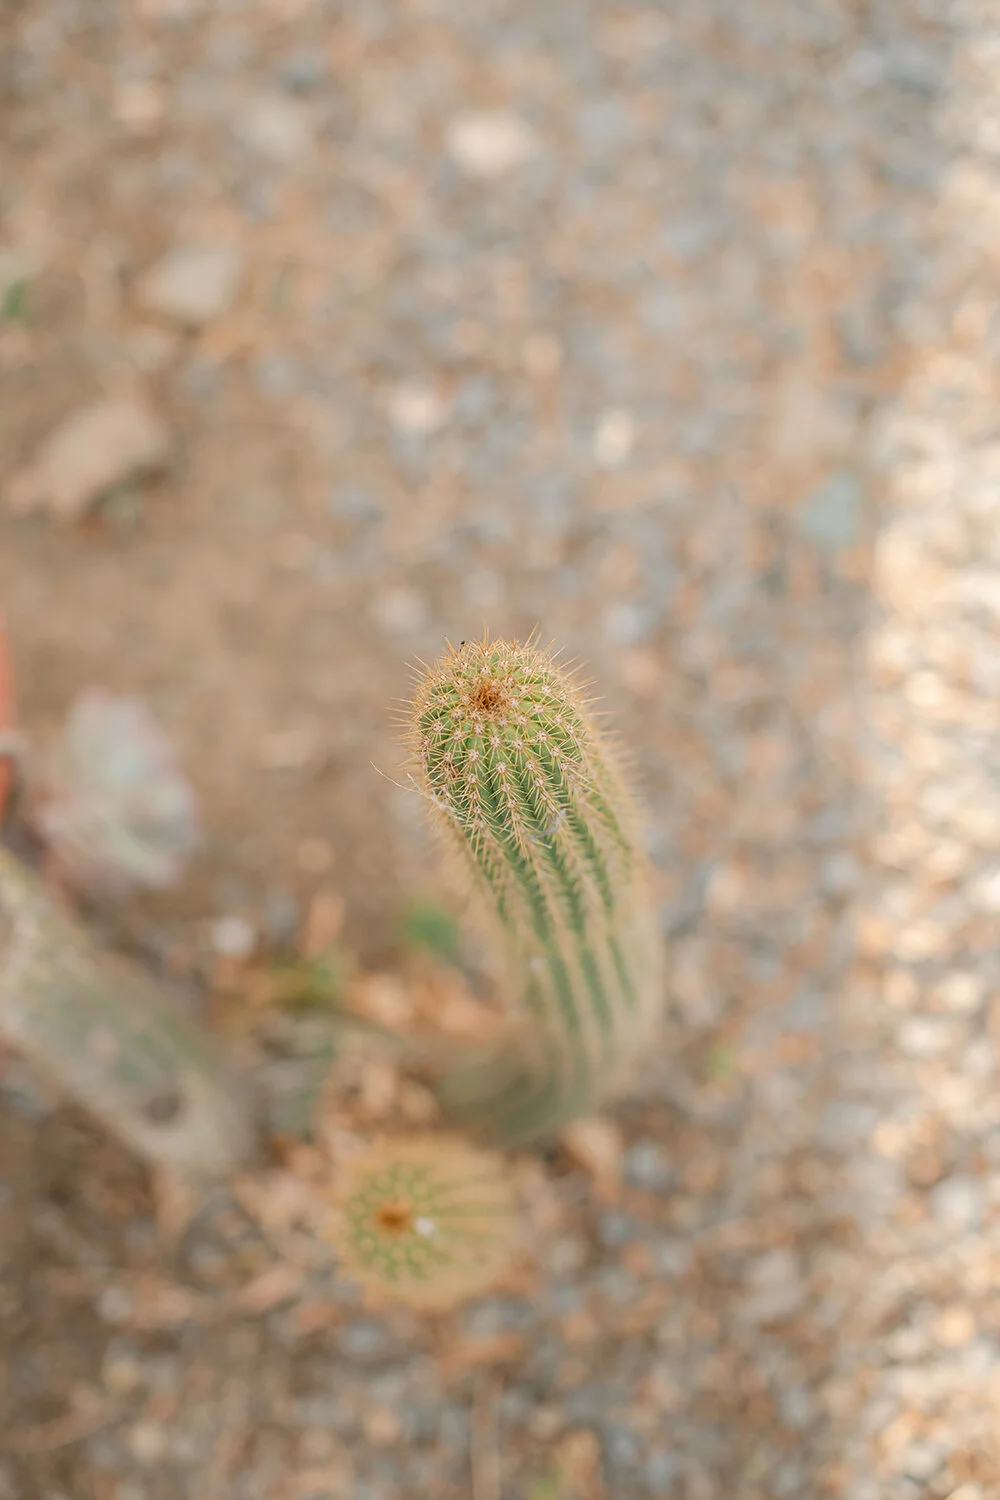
[409,636,662,1145]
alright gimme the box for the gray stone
[623,1140,675,1192]
[138,244,244,326]
[598,1210,635,1248]
[337,1319,391,1363]
[236,93,315,164]
[796,470,864,552]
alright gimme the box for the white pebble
[445,110,538,178]
[971,867,1000,912]
[593,408,636,468]
[210,914,256,960]
[934,971,984,1013]
[896,1016,953,1058]
[129,1421,168,1464]
[386,383,449,436]
[930,1174,984,1231]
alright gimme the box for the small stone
[623,1140,674,1192]
[935,972,984,1013]
[445,110,538,178]
[593,408,636,468]
[8,395,170,521]
[138,243,243,326]
[932,1304,976,1348]
[236,93,314,163]
[897,1017,953,1058]
[796,469,864,551]
[971,868,1000,912]
[740,1248,804,1323]
[102,1353,143,1395]
[97,1285,135,1326]
[129,1422,167,1465]
[597,1210,634,1249]
[210,914,256,959]
[930,1175,984,1231]
[337,1319,390,1362]
[276,48,328,93]
[386,384,449,436]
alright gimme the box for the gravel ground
[1,1,993,1497]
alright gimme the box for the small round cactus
[327,1134,519,1310]
[408,636,663,1143]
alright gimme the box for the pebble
[623,1140,674,1192]
[896,1016,954,1058]
[236,91,314,163]
[929,1175,985,1231]
[796,468,865,552]
[128,1423,168,1465]
[593,408,637,468]
[739,1249,805,1324]
[137,243,244,326]
[337,1320,391,1363]
[386,384,449,437]
[444,110,538,178]
[97,1286,136,1326]
[210,913,256,959]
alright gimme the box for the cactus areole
[409,636,663,1143]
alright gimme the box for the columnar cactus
[409,636,663,1143]
[327,1134,518,1309]
[0,846,251,1172]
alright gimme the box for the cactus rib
[409,636,662,1142]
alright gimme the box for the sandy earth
[4,2,998,1498]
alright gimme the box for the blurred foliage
[266,948,347,1010]
[400,897,462,963]
[1,278,29,322]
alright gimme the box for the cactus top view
[408,635,663,1144]
[326,1133,519,1310]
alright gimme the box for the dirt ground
[4,2,998,1499]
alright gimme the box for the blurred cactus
[0,846,252,1172]
[34,689,198,896]
[408,636,663,1144]
[327,1134,518,1309]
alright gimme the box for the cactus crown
[327,1134,518,1309]
[408,636,662,1143]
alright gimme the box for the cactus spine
[409,636,662,1143]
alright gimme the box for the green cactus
[0,846,251,1173]
[408,636,663,1144]
[327,1133,519,1309]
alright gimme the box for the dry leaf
[7,394,169,521]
